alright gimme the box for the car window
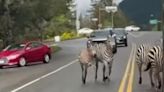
[91,31,110,37]
[113,30,126,35]
[4,44,25,51]
[28,42,43,48]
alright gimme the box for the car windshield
[91,31,109,37]
[113,30,126,35]
[4,44,25,51]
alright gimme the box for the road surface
[0,31,162,92]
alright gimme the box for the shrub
[61,31,77,40]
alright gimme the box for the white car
[125,25,140,32]
[77,28,94,35]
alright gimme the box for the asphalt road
[0,31,162,92]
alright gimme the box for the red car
[0,41,51,68]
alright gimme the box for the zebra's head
[87,39,93,48]
[105,36,112,50]
[86,39,96,57]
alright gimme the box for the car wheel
[0,66,4,69]
[43,54,50,63]
[125,42,128,47]
[18,57,26,67]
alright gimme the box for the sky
[76,0,123,15]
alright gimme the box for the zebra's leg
[103,62,109,82]
[80,63,85,84]
[108,65,112,77]
[137,63,142,84]
[153,70,160,92]
[149,69,154,87]
[108,60,113,77]
[157,73,161,89]
[103,64,106,82]
[95,61,98,81]
[83,65,88,84]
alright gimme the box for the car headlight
[123,36,126,39]
[112,34,116,38]
[7,54,20,60]
[0,58,8,64]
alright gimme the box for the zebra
[145,45,163,91]
[93,37,114,82]
[135,44,154,86]
[78,39,96,84]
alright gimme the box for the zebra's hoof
[158,84,161,89]
[151,82,154,87]
[82,79,86,84]
[103,76,109,82]
[95,78,97,81]
[139,78,142,84]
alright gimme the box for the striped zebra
[145,45,163,91]
[93,37,114,82]
[135,44,154,86]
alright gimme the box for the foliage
[44,14,73,39]
[0,0,73,47]
[61,31,77,40]
[89,0,131,29]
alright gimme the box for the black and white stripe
[93,39,114,82]
[136,44,153,85]
[146,45,163,91]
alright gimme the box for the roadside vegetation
[0,0,76,49]
[80,0,131,29]
[51,45,62,53]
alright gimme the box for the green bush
[61,31,77,40]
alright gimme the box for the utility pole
[98,6,101,29]
[162,0,164,91]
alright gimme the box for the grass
[50,45,62,53]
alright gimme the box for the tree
[89,0,131,29]
[0,0,73,47]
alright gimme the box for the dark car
[112,29,128,46]
[88,30,117,53]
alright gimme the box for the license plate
[117,40,120,42]
[0,60,4,64]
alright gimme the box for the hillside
[119,0,161,27]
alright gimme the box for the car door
[25,42,41,62]
[32,42,45,61]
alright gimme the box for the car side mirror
[112,34,116,38]
[25,47,31,50]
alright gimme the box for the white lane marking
[128,32,145,38]
[11,59,78,92]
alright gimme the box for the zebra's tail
[144,62,151,71]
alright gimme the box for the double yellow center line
[118,43,136,92]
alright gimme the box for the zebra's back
[148,45,163,71]
[136,44,152,65]
[93,43,113,63]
